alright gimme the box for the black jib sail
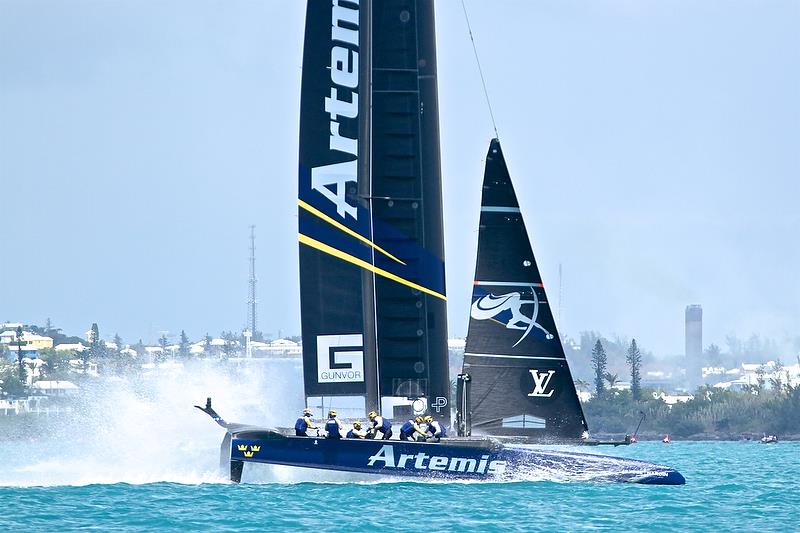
[297,0,449,423]
[461,139,588,439]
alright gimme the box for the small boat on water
[198,0,684,486]
[760,434,778,444]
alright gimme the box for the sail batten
[462,139,587,439]
[465,353,567,361]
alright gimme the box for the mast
[247,225,257,336]
[359,0,380,413]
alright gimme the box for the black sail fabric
[298,0,369,398]
[462,139,588,439]
[297,0,449,422]
[370,0,449,424]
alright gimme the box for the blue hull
[228,433,685,485]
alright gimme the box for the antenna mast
[247,225,258,336]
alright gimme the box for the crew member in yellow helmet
[325,409,343,439]
[346,421,367,439]
[367,410,393,440]
[399,416,427,441]
[294,407,317,437]
[423,415,447,442]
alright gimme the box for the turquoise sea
[1,440,796,532]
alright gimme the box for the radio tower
[247,225,258,336]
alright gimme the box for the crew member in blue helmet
[423,415,446,442]
[346,421,367,439]
[367,410,393,440]
[325,410,344,439]
[294,407,317,437]
[399,416,427,441]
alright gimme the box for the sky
[1,0,798,356]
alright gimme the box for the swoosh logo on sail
[470,289,554,346]
[474,294,513,312]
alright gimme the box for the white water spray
[0,359,303,487]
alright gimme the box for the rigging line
[460,0,499,139]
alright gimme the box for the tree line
[581,338,799,438]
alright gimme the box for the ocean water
[1,365,796,531]
[0,441,796,532]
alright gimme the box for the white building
[711,360,800,391]
[653,391,694,406]
[31,380,79,396]
[250,338,301,358]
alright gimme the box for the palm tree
[605,372,620,390]
[574,378,589,393]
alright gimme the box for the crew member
[423,415,446,442]
[325,410,344,439]
[346,421,367,439]
[367,410,393,440]
[399,416,427,441]
[294,407,317,437]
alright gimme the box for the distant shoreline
[591,432,799,442]
[1,414,797,443]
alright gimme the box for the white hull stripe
[474,281,544,287]
[464,353,564,361]
[481,206,521,213]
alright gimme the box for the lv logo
[528,369,555,398]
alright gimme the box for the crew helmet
[303,408,313,416]
[353,421,362,429]
[329,409,337,417]
[415,416,424,424]
[424,415,433,423]
[368,410,378,419]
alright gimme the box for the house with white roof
[31,380,79,396]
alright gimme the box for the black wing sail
[462,139,588,439]
[298,0,372,400]
[298,0,449,422]
[371,1,449,424]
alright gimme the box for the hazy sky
[1,1,797,356]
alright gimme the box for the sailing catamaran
[197,0,685,485]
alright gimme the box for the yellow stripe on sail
[298,199,406,265]
[299,233,446,301]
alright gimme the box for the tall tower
[247,225,257,336]
[685,304,703,385]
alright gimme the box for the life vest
[372,416,391,432]
[325,418,341,439]
[346,429,357,439]
[429,421,446,437]
[294,417,308,432]
[400,420,415,436]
